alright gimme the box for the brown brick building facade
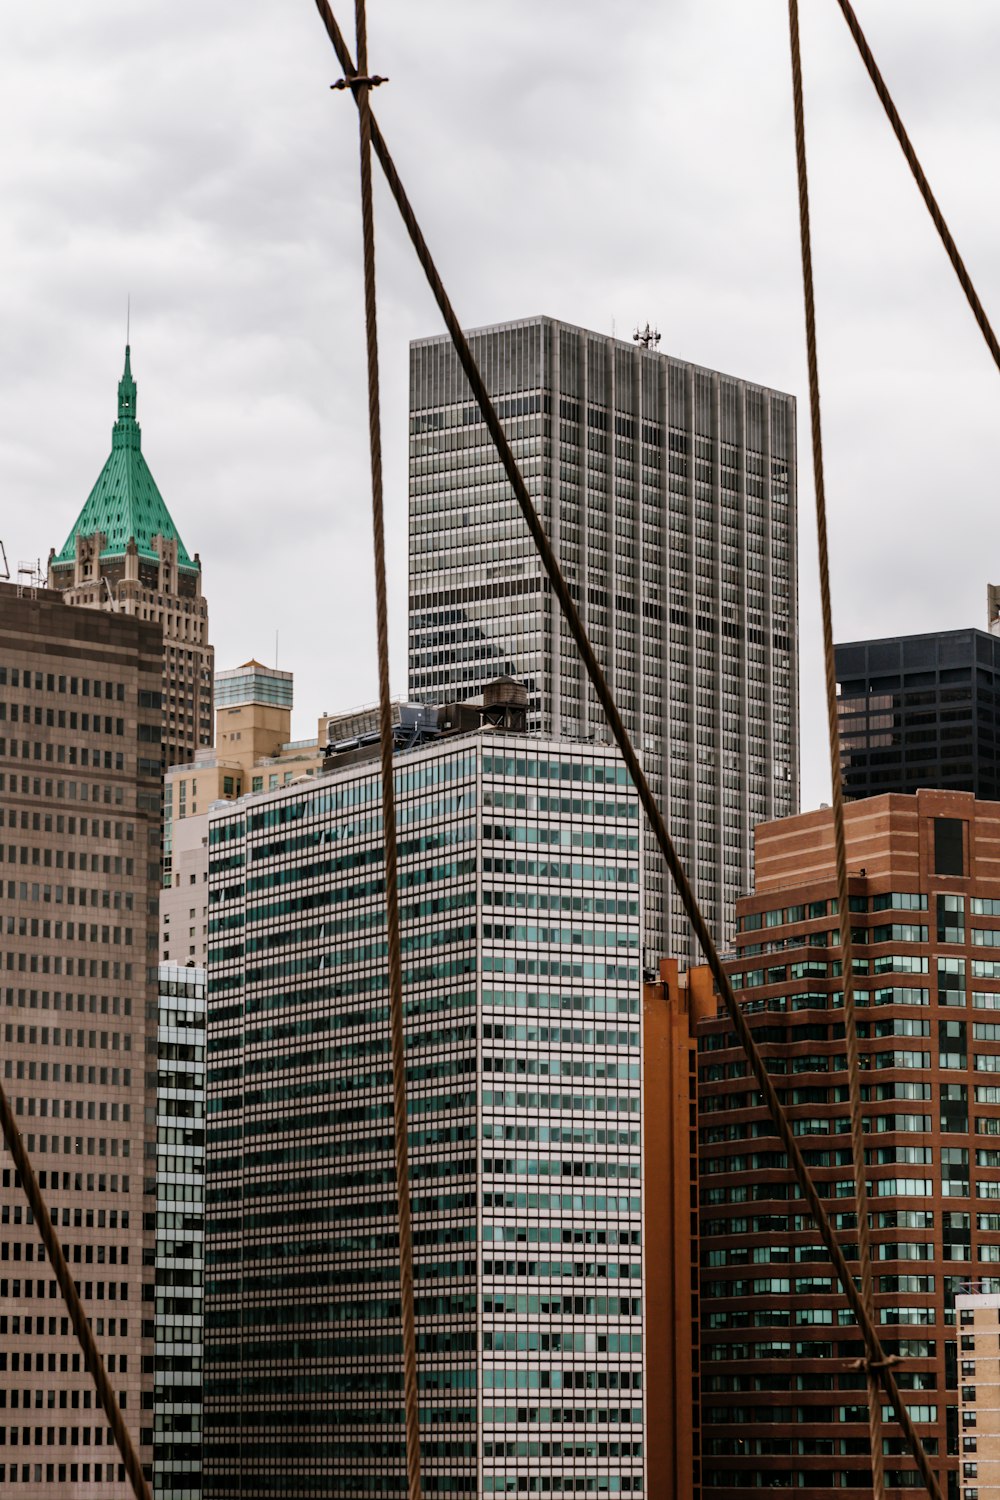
[644,958,714,1500]
[698,790,1000,1499]
[0,583,162,1493]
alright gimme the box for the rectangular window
[935,818,966,877]
[938,957,967,1008]
[941,1083,969,1134]
[938,894,966,944]
[939,1018,968,1070]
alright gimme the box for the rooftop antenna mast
[633,322,661,349]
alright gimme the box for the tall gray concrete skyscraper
[408,316,799,957]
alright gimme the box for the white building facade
[154,963,206,1500]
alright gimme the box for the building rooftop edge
[409,314,796,403]
[837,624,996,652]
[206,725,628,819]
[765,788,993,824]
[216,662,293,680]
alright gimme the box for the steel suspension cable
[347,2,422,1495]
[788,4,885,1494]
[833,0,1000,373]
[0,1082,152,1500]
[310,4,944,1494]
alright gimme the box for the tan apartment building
[956,1289,1000,1500]
[161,662,322,965]
[0,581,162,1494]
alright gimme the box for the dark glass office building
[836,629,1000,802]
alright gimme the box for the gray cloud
[1,0,997,811]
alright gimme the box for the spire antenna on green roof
[118,343,137,424]
[51,343,197,572]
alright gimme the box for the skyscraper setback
[408,316,799,958]
[0,581,162,1494]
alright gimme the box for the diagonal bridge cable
[833,0,1000,374]
[313,2,943,1495]
[0,1083,152,1500]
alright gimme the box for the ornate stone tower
[49,345,214,766]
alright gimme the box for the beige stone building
[161,662,323,965]
[158,668,489,966]
[0,580,162,1494]
[957,1290,1000,1500]
[47,345,213,767]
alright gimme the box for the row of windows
[2,1130,131,1159]
[482,1260,640,1282]
[0,1280,131,1304]
[0,1463,129,1484]
[0,738,133,771]
[481,1090,639,1115]
[2,1084,131,1119]
[479,1405,643,1428]
[483,1297,641,1322]
[0,1347,128,1370]
[0,668,127,698]
[741,893,927,929]
[482,1156,639,1179]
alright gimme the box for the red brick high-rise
[698,790,1000,1499]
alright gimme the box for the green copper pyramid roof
[53,346,196,572]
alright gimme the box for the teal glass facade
[202,731,644,1496]
[155,963,206,1499]
[214,665,293,712]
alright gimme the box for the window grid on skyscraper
[203,730,645,1497]
[407,317,798,962]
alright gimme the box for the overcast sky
[0,1,996,813]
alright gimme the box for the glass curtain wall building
[154,963,206,1500]
[202,729,644,1498]
[836,629,1000,803]
[408,317,799,959]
